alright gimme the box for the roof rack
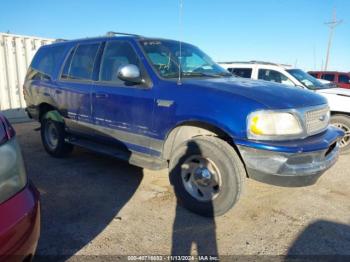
[54,39,67,43]
[106,31,142,37]
[218,61,292,67]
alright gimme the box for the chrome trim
[118,64,141,81]
[238,140,340,177]
[304,106,330,136]
[157,99,174,107]
[66,118,164,152]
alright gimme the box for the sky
[1,0,349,71]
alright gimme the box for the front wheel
[330,115,350,154]
[41,112,74,157]
[169,136,245,217]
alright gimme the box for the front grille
[305,106,330,135]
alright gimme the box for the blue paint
[24,36,342,160]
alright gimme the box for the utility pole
[324,9,342,71]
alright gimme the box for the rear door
[91,40,157,155]
[55,42,102,134]
[338,74,350,89]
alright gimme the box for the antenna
[178,0,183,85]
[324,8,343,71]
[294,59,298,68]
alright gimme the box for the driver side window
[258,69,294,86]
[99,41,140,83]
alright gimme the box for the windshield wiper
[182,72,231,78]
[216,72,233,77]
[162,72,233,79]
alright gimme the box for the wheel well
[331,111,350,117]
[162,122,235,160]
[38,103,56,121]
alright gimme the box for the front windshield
[287,69,332,90]
[140,40,232,78]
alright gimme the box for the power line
[324,9,343,71]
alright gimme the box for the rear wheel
[169,136,245,217]
[41,112,74,157]
[330,115,350,153]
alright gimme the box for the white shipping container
[0,33,55,121]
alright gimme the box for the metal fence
[0,33,55,122]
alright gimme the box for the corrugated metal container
[0,33,55,122]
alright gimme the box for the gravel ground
[14,122,350,261]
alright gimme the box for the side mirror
[117,64,142,84]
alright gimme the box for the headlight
[0,139,27,205]
[247,111,303,140]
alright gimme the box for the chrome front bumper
[238,141,340,187]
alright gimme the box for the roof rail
[218,61,253,64]
[219,61,292,67]
[250,61,292,67]
[106,31,142,37]
[54,39,67,43]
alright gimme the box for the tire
[169,136,245,217]
[40,112,74,157]
[330,115,350,154]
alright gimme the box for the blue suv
[24,33,343,216]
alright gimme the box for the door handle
[95,93,109,99]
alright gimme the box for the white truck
[219,61,350,153]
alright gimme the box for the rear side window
[309,73,318,78]
[61,43,100,81]
[258,69,294,86]
[229,68,252,78]
[339,74,350,83]
[30,45,66,79]
[322,74,335,82]
[99,41,140,82]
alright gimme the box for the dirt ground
[14,122,350,261]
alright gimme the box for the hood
[316,88,350,97]
[183,77,327,109]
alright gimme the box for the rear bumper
[236,127,344,187]
[0,182,40,261]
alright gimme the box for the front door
[92,40,157,155]
[257,68,295,86]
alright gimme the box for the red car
[308,71,350,89]
[0,113,40,261]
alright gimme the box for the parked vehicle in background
[308,71,350,89]
[0,113,40,260]
[24,34,343,216]
[220,61,350,153]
